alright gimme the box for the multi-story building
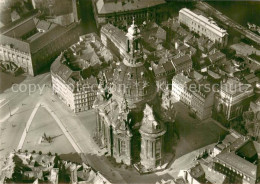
[51,55,98,113]
[171,55,192,74]
[172,73,215,120]
[215,78,254,121]
[172,73,193,106]
[51,33,113,112]
[32,0,79,25]
[213,135,260,184]
[0,13,81,76]
[179,8,228,47]
[178,162,227,184]
[100,23,127,59]
[92,0,167,28]
[190,82,215,120]
[152,61,175,87]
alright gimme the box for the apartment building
[172,73,193,106]
[50,33,113,112]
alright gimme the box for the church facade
[93,20,173,170]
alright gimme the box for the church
[93,20,175,170]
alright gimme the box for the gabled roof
[208,51,226,63]
[171,55,192,68]
[215,138,260,180]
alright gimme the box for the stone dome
[112,61,156,109]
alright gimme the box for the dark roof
[162,61,174,72]
[29,24,67,53]
[0,34,30,53]
[96,0,166,14]
[0,11,38,33]
[51,53,98,92]
[171,55,192,67]
[0,13,75,54]
[216,138,260,179]
[208,51,226,62]
[33,0,72,16]
[152,64,165,75]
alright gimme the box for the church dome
[112,61,156,109]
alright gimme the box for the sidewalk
[17,102,41,150]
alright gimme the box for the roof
[51,51,98,92]
[0,13,75,54]
[188,70,203,82]
[33,0,73,16]
[244,73,259,84]
[172,73,192,84]
[221,78,253,96]
[34,18,53,31]
[0,34,30,53]
[112,60,156,104]
[96,0,166,14]
[153,63,166,76]
[208,51,226,62]
[162,61,174,72]
[171,55,192,68]
[101,23,127,50]
[200,162,227,184]
[29,24,67,53]
[215,138,260,180]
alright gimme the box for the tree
[34,161,41,167]
[39,151,42,155]
[29,156,33,164]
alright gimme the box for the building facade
[172,73,193,106]
[215,78,254,121]
[0,13,81,76]
[51,54,98,113]
[100,23,127,59]
[179,8,228,47]
[213,135,260,184]
[50,33,114,112]
[190,84,214,120]
[172,73,215,120]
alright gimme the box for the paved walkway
[17,102,41,150]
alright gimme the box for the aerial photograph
[0,0,260,183]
